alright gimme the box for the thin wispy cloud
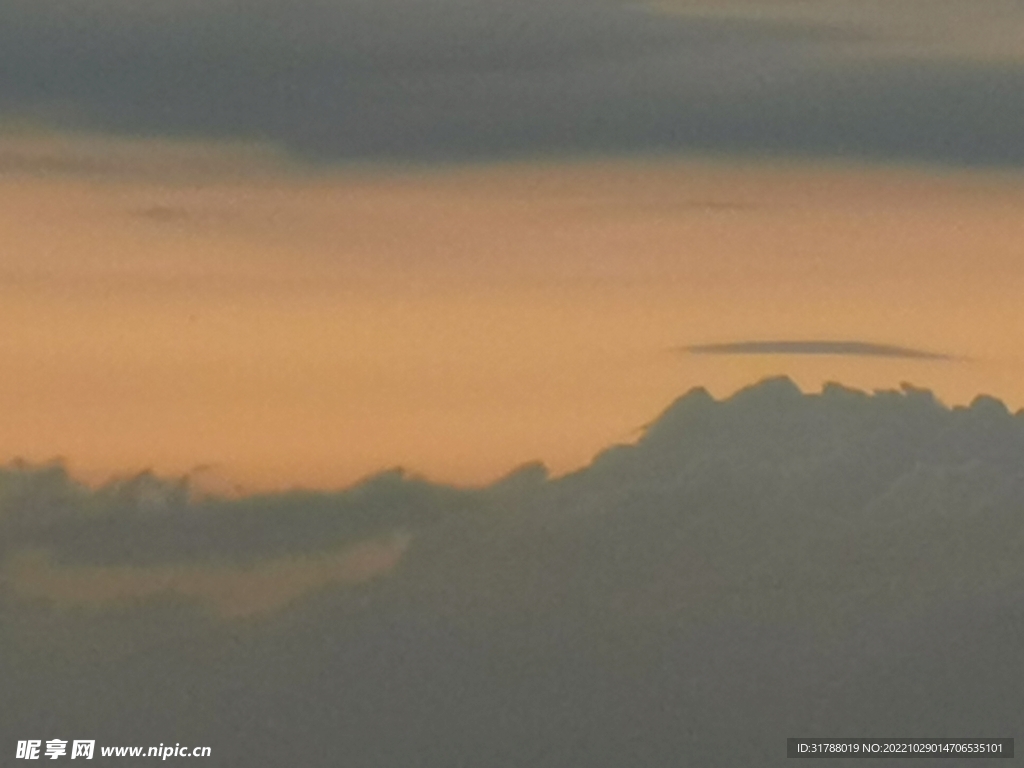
[650,0,1024,63]
[0,133,292,180]
[5,536,411,618]
[684,340,955,360]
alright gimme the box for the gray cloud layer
[685,340,954,359]
[3,1,1024,164]
[2,379,1024,765]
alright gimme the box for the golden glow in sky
[2,137,1023,490]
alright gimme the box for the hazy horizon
[4,150,1024,491]
[3,373,1023,492]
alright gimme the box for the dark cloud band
[2,1,1024,165]
[684,340,954,360]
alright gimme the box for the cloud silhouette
[0,464,458,566]
[684,339,954,359]
[2,378,1023,766]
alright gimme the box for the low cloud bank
[2,378,1023,765]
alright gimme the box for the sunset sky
[6,7,1024,764]
[3,0,1024,490]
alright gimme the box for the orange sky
[2,141,1023,491]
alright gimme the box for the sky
[2,0,1024,489]
[4,4,1024,764]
